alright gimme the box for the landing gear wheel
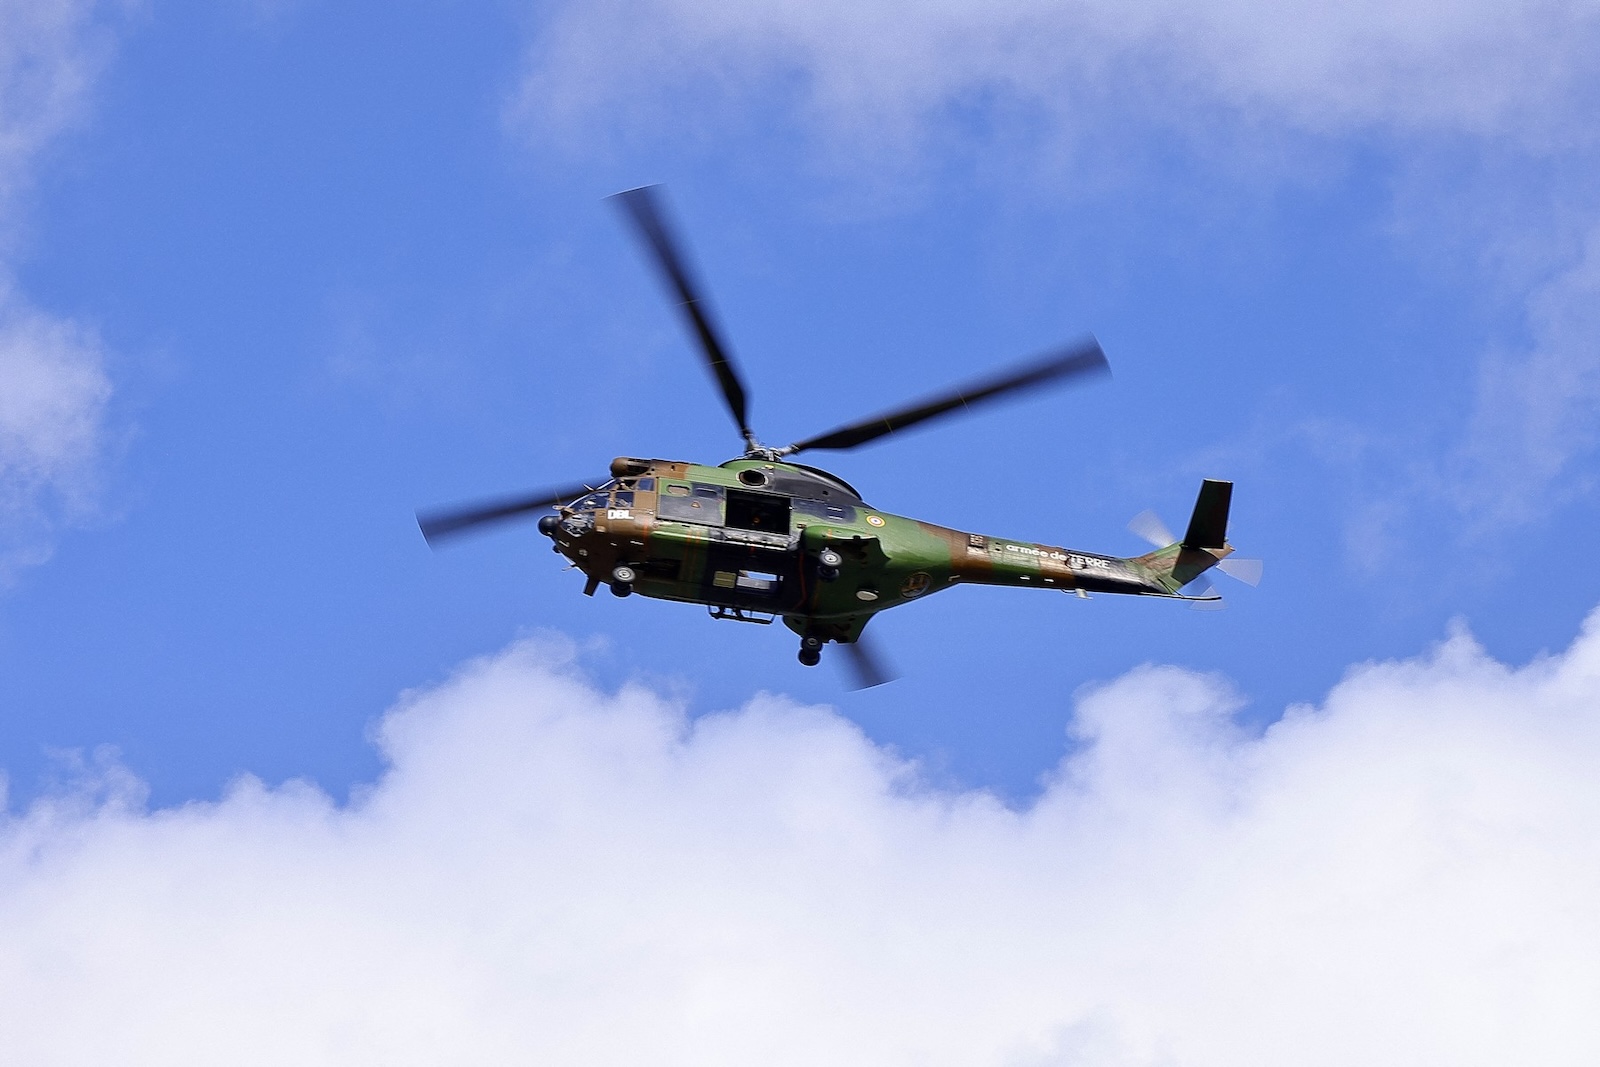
[798,635,824,667]
[610,565,636,598]
[817,548,842,582]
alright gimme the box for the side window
[611,491,635,508]
[658,482,724,526]
[726,489,790,534]
[792,498,856,523]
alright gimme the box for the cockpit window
[636,478,655,492]
[575,492,608,511]
[611,491,635,508]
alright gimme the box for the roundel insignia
[866,514,885,527]
[900,572,931,598]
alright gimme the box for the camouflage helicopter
[419,186,1259,687]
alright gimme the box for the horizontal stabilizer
[1182,479,1232,550]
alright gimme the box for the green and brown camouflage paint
[546,457,1234,646]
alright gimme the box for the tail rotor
[1126,486,1262,608]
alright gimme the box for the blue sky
[3,2,1600,1059]
[5,0,1595,804]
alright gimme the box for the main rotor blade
[785,339,1109,455]
[417,483,594,547]
[611,186,755,448]
[842,636,897,690]
[1128,510,1176,549]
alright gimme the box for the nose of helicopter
[537,514,560,537]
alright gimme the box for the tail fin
[1137,479,1234,596]
[1182,479,1232,549]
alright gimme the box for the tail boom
[944,478,1237,600]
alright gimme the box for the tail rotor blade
[1182,573,1227,611]
[842,636,897,690]
[1128,510,1176,548]
[1216,556,1263,586]
[611,186,756,449]
[417,482,594,547]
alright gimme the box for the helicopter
[419,186,1259,687]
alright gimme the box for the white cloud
[0,0,105,228]
[0,291,110,576]
[5,616,1600,1064]
[517,0,1600,541]
[517,0,1600,152]
[0,0,115,577]
[1445,222,1600,526]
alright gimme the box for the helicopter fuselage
[418,188,1249,681]
[544,456,1223,646]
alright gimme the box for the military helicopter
[419,186,1259,687]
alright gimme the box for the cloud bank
[5,616,1600,1064]
[0,0,114,579]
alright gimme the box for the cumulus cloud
[0,0,115,577]
[5,617,1600,1064]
